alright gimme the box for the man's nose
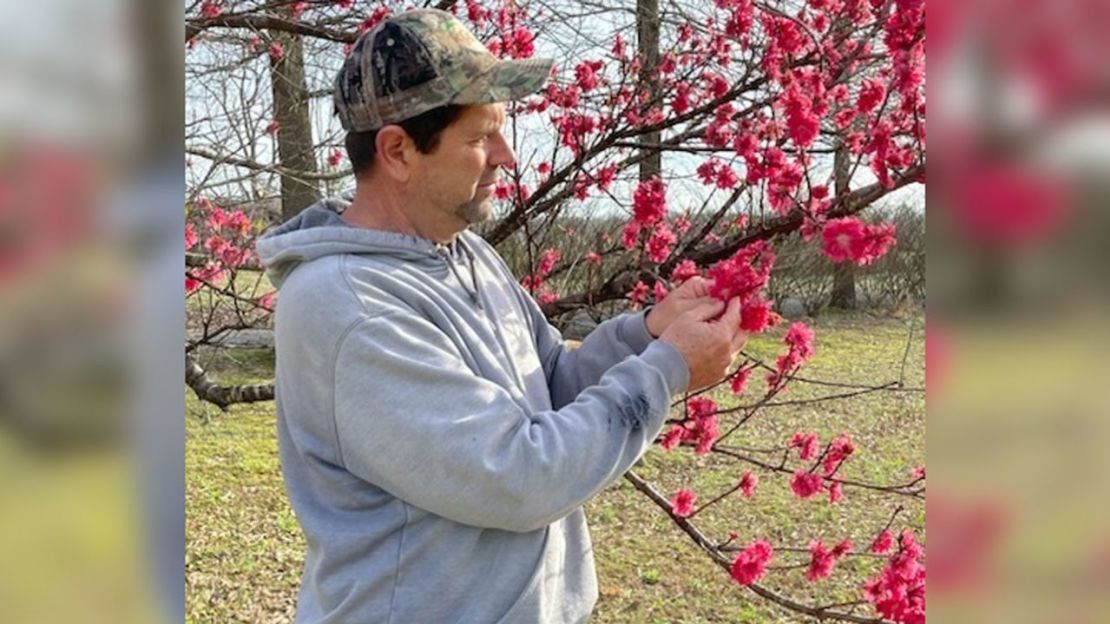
[490,132,516,169]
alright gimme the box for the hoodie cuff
[639,340,690,396]
[618,309,656,354]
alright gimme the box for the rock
[779,296,807,320]
[562,309,599,341]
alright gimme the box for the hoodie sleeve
[522,294,660,409]
[331,309,689,534]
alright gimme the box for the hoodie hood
[256,197,482,304]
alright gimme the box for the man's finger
[717,297,742,328]
[730,330,749,352]
[684,299,726,322]
[681,276,711,298]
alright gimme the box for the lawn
[185,310,924,623]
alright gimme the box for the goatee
[455,198,493,225]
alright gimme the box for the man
[256,9,746,623]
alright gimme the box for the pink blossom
[185,223,198,250]
[670,259,700,284]
[806,540,838,581]
[790,431,820,461]
[257,291,277,311]
[611,33,625,58]
[672,215,691,234]
[594,164,618,191]
[621,221,641,250]
[200,1,222,18]
[858,78,887,113]
[822,433,855,476]
[729,367,751,395]
[739,298,774,333]
[730,539,773,585]
[653,281,669,302]
[707,240,775,302]
[870,530,895,554]
[821,217,897,265]
[660,425,686,451]
[269,41,284,61]
[537,249,560,277]
[692,415,719,455]
[585,251,602,266]
[670,489,697,517]
[574,60,604,92]
[326,149,343,168]
[828,481,844,504]
[536,161,551,175]
[790,470,823,499]
[291,1,308,19]
[465,0,488,26]
[265,119,280,135]
[687,396,718,420]
[672,82,692,114]
[738,471,757,497]
[536,289,559,305]
[784,322,815,360]
[864,530,926,624]
[631,177,667,225]
[627,280,650,308]
[646,223,676,263]
[911,466,926,480]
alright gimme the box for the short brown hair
[345,104,467,177]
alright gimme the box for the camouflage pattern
[334,9,554,132]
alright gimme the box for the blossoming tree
[186,0,925,621]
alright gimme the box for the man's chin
[456,198,493,225]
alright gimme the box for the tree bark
[270,29,320,221]
[636,0,662,182]
[829,142,857,309]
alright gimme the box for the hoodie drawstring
[435,241,484,310]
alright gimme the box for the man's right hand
[658,297,748,393]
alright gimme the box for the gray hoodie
[256,197,689,624]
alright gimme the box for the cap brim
[451,57,555,104]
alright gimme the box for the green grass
[186,312,924,623]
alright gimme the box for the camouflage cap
[334,9,554,132]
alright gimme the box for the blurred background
[0,0,1107,622]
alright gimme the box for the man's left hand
[645,277,718,338]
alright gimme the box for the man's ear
[374,125,415,183]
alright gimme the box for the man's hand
[645,277,716,338]
[659,297,749,393]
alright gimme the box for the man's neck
[342,181,458,244]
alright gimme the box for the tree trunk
[829,141,856,309]
[270,30,320,221]
[636,0,661,182]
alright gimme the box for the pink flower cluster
[670,488,697,518]
[863,530,926,624]
[186,199,256,295]
[790,431,820,461]
[705,240,777,334]
[521,248,561,304]
[659,397,719,455]
[730,539,774,586]
[821,217,897,266]
[574,60,605,92]
[696,158,740,189]
[806,539,853,582]
[767,321,815,389]
[631,177,667,225]
[737,471,758,497]
[669,259,701,284]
